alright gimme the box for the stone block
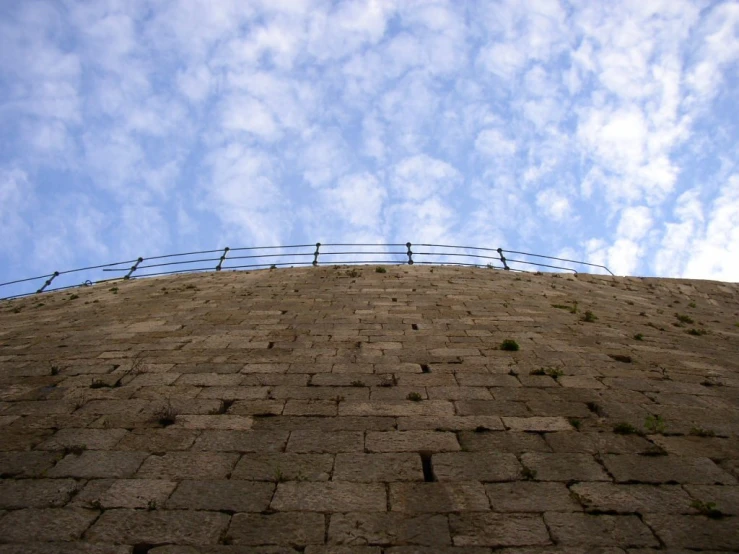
[0,479,78,509]
[485,482,581,512]
[287,430,364,453]
[457,431,551,453]
[340,401,455,417]
[543,513,658,547]
[520,453,610,481]
[227,513,325,546]
[571,483,693,514]
[95,479,176,509]
[390,482,490,512]
[603,455,736,484]
[366,431,459,453]
[36,428,128,450]
[86,509,229,546]
[333,453,423,482]
[47,451,147,479]
[454,401,530,417]
[192,430,288,452]
[449,513,550,547]
[271,482,386,512]
[328,513,450,546]
[167,480,274,511]
[643,514,739,550]
[136,452,239,479]
[0,451,62,477]
[0,508,97,542]
[232,453,333,481]
[115,428,199,451]
[502,417,572,432]
[433,452,521,482]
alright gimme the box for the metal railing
[0,243,613,300]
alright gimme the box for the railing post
[124,258,144,280]
[313,243,321,266]
[216,247,230,271]
[36,271,59,293]
[406,242,413,265]
[497,248,510,270]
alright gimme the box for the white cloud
[682,175,739,281]
[477,42,526,81]
[221,95,281,141]
[204,144,290,246]
[475,128,517,161]
[176,65,213,103]
[323,172,387,228]
[536,188,572,222]
[0,169,33,256]
[616,206,652,241]
[392,154,461,200]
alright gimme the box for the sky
[1,0,738,296]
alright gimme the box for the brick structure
[0,265,737,552]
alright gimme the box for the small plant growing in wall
[690,500,724,519]
[407,392,423,402]
[689,427,715,437]
[155,401,178,427]
[633,333,644,341]
[581,310,597,323]
[675,313,694,324]
[545,367,564,378]
[613,422,641,435]
[500,339,520,351]
[375,267,387,273]
[644,414,666,434]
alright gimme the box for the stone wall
[0,265,737,552]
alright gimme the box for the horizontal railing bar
[57,259,140,275]
[502,249,614,275]
[320,243,407,247]
[415,243,498,252]
[316,250,406,256]
[128,267,217,279]
[227,244,317,252]
[103,257,222,271]
[0,273,57,287]
[504,257,578,273]
[225,253,315,261]
[143,249,225,261]
[414,251,498,259]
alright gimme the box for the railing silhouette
[0,243,613,300]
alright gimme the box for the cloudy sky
[1,0,738,294]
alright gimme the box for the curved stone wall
[1,265,737,551]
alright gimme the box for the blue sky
[1,0,738,295]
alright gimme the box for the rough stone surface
[228,513,325,546]
[0,508,98,542]
[271,482,387,512]
[544,513,658,547]
[85,509,229,545]
[449,513,551,547]
[166,480,274,511]
[390,482,490,512]
[328,513,451,546]
[333,453,423,482]
[1,265,737,551]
